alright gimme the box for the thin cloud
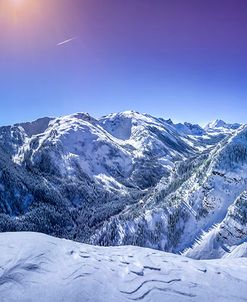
[57,37,77,46]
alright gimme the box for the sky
[0,0,247,126]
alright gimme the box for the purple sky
[0,0,247,125]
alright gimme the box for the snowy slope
[92,125,247,254]
[23,113,133,180]
[184,190,247,259]
[0,232,246,302]
[0,125,27,157]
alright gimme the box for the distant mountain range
[0,111,246,260]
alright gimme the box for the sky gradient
[0,0,247,125]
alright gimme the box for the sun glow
[11,0,25,4]
[0,0,71,54]
[0,0,47,53]
[8,0,28,10]
[0,0,43,24]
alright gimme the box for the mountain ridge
[0,110,246,260]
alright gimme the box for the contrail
[57,37,77,46]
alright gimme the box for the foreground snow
[0,232,246,302]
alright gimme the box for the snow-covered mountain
[0,232,246,302]
[92,122,247,254]
[205,119,241,132]
[0,111,246,260]
[184,190,247,259]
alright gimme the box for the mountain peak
[205,119,226,129]
[205,119,241,131]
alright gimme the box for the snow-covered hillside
[0,111,246,260]
[92,123,247,256]
[0,232,246,302]
[184,190,247,259]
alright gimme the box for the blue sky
[0,0,247,126]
